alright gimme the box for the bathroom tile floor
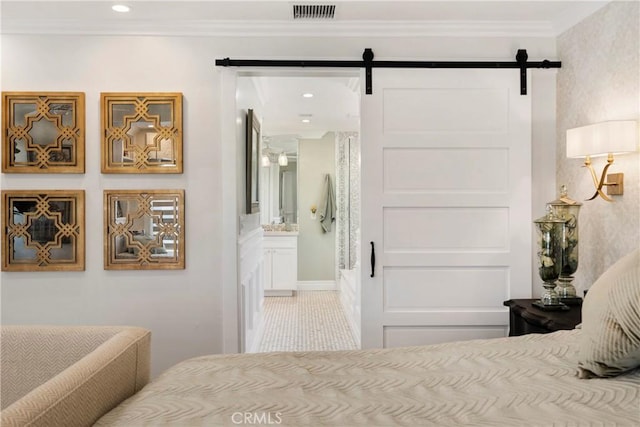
[258,291,358,352]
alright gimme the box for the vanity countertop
[263,230,299,236]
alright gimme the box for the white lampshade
[261,154,270,167]
[566,120,638,159]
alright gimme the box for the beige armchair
[0,325,150,427]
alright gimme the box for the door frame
[222,67,557,353]
[221,68,241,353]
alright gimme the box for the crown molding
[0,19,556,38]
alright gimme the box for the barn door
[360,68,531,348]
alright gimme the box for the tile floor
[258,291,358,352]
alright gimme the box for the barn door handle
[370,241,376,278]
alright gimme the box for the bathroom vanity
[263,231,298,296]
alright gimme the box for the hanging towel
[319,174,336,233]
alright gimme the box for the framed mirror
[246,109,260,214]
[101,93,183,173]
[104,189,185,270]
[2,92,85,173]
[2,190,85,271]
[260,135,298,226]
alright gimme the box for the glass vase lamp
[547,185,582,303]
[533,206,568,310]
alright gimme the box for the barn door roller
[215,48,560,95]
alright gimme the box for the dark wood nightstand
[503,299,582,337]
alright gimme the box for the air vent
[293,4,336,19]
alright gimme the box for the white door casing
[360,68,532,349]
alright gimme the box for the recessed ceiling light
[112,4,130,13]
[302,93,314,98]
[302,119,311,123]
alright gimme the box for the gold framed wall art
[104,189,185,270]
[2,190,85,271]
[101,92,183,173]
[2,92,85,173]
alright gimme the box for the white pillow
[577,248,640,378]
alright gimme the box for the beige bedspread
[96,330,640,426]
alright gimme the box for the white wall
[298,132,337,281]
[1,33,557,376]
[235,75,266,352]
[1,35,225,378]
[556,1,640,295]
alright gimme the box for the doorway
[224,66,533,354]
[236,72,362,352]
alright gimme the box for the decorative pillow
[577,248,640,378]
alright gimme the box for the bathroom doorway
[237,72,362,351]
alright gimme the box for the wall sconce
[261,153,271,167]
[278,152,288,166]
[566,120,638,202]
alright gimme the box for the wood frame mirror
[104,189,185,270]
[101,93,183,173]
[2,190,85,271]
[2,92,85,173]
[246,109,260,214]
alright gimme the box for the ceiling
[248,75,360,141]
[1,1,610,143]
[1,1,609,37]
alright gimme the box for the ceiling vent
[293,4,336,20]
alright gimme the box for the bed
[96,249,640,426]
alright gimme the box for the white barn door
[360,68,532,349]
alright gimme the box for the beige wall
[298,133,336,281]
[556,0,640,294]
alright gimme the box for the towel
[319,174,336,233]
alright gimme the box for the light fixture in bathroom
[302,119,310,123]
[278,152,288,166]
[261,154,271,167]
[302,93,314,98]
[112,4,130,12]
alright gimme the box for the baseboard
[265,289,294,297]
[296,281,337,291]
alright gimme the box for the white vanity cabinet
[263,232,298,296]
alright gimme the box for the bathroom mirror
[2,92,85,173]
[260,135,298,225]
[101,93,183,173]
[104,190,185,270]
[2,190,85,271]
[246,109,261,214]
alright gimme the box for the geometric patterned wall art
[2,190,85,271]
[2,92,85,173]
[101,93,183,173]
[104,189,185,270]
